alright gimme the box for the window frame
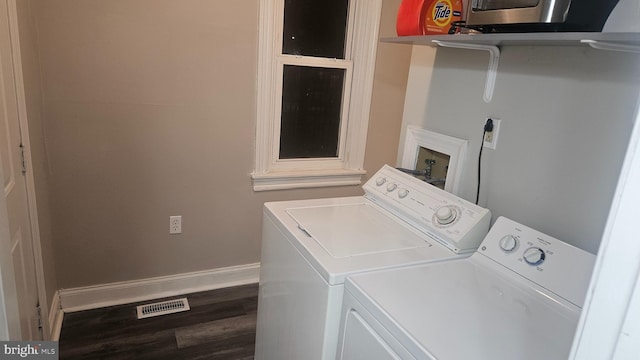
[252,0,383,191]
[274,56,353,168]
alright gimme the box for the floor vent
[136,298,190,319]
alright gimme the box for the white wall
[400,45,640,254]
[570,87,640,360]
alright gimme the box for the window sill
[251,169,366,191]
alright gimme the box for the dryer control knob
[523,247,546,266]
[376,177,386,186]
[499,235,518,252]
[386,183,398,192]
[398,189,409,198]
[435,206,456,225]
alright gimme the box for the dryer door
[337,293,417,360]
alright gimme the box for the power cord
[476,118,493,205]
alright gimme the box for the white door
[0,0,40,340]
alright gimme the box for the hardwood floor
[58,284,258,360]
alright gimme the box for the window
[252,0,383,191]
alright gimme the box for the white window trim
[252,0,383,191]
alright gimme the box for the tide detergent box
[397,0,463,36]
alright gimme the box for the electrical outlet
[169,216,182,234]
[483,118,501,150]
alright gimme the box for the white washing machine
[254,165,492,360]
[336,216,596,360]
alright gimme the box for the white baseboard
[59,263,260,313]
[48,291,63,341]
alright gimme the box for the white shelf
[381,32,640,47]
[385,32,640,103]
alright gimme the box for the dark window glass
[279,65,345,159]
[282,0,349,58]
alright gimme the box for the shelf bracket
[433,40,500,103]
[581,40,640,54]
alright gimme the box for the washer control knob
[435,206,456,225]
[376,177,386,186]
[499,235,518,252]
[386,183,397,192]
[523,247,546,266]
[398,189,409,198]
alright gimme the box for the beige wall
[15,0,58,310]
[28,0,410,288]
[364,0,411,173]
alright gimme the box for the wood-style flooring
[58,283,258,360]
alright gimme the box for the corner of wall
[396,45,437,165]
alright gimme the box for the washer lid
[287,203,431,258]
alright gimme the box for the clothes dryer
[336,216,596,360]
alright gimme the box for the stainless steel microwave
[466,0,621,32]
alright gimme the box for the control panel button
[499,235,518,252]
[435,206,456,225]
[386,183,398,192]
[376,177,386,186]
[398,189,409,198]
[523,247,546,266]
